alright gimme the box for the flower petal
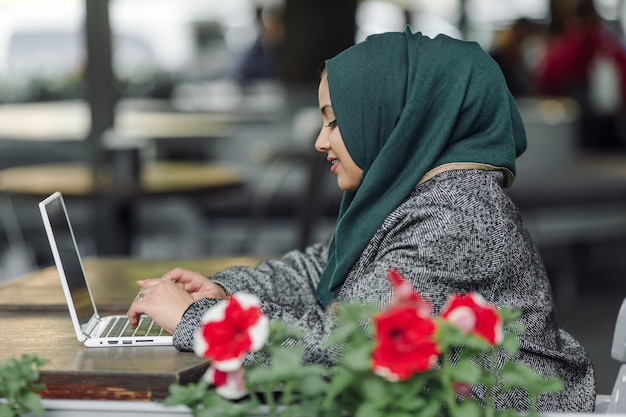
[445,306,477,333]
[441,293,503,345]
[204,366,248,400]
[248,315,270,351]
[386,268,432,317]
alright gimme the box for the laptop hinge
[82,315,102,337]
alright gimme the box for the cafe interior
[1,0,626,413]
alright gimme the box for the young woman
[127,28,596,412]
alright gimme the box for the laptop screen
[40,192,95,324]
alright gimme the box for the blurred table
[0,99,233,142]
[0,161,245,255]
[0,89,287,143]
[0,256,263,401]
[0,161,243,197]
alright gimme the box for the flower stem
[440,350,458,414]
[264,384,277,417]
[484,348,498,417]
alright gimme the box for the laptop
[39,191,173,347]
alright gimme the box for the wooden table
[0,256,262,312]
[0,256,263,401]
[0,312,207,401]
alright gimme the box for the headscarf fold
[316,28,527,307]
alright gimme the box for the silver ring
[139,292,144,301]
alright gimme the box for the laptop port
[107,341,119,344]
[123,340,132,344]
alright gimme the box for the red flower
[372,305,439,381]
[194,293,269,371]
[440,293,503,345]
[387,268,432,317]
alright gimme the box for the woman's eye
[326,119,338,128]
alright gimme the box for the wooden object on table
[0,312,208,401]
[0,257,264,313]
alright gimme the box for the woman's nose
[314,128,329,152]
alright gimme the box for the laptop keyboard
[101,316,172,338]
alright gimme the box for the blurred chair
[600,297,626,413]
[0,194,36,278]
[241,106,328,252]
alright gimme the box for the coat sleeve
[173,241,344,366]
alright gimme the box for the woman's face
[315,74,363,192]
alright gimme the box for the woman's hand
[126,279,194,333]
[127,268,229,333]
[157,267,229,300]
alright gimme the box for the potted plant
[166,269,564,417]
[0,354,47,417]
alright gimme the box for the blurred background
[0,0,626,395]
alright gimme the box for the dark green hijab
[315,29,527,308]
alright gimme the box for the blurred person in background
[537,0,626,150]
[233,0,285,83]
[489,17,545,97]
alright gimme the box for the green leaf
[19,391,45,416]
[449,400,482,417]
[269,321,305,341]
[0,403,15,417]
[540,376,565,393]
[499,308,522,323]
[500,361,564,398]
[295,373,330,397]
[341,343,373,372]
[354,402,384,417]
[246,366,280,386]
[270,345,306,370]
[165,380,211,406]
[0,404,14,417]
[395,395,426,411]
[360,376,391,403]
[323,368,358,406]
[500,362,533,390]
[450,359,483,385]
[500,332,520,355]
[0,354,48,417]
[436,321,487,351]
[416,396,444,417]
[385,412,415,417]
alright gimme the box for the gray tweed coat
[173,169,596,412]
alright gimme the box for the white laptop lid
[38,191,172,347]
[39,191,99,342]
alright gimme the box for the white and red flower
[203,366,248,400]
[194,293,270,372]
[440,293,503,345]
